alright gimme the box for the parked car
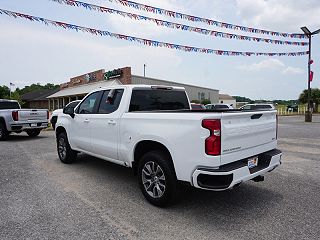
[190,103,206,110]
[240,104,275,110]
[55,85,281,206]
[0,99,48,140]
[286,105,298,112]
[50,100,81,129]
[205,103,234,110]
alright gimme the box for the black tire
[26,129,41,137]
[138,150,178,207]
[0,121,9,141]
[57,132,77,164]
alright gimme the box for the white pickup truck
[55,85,282,206]
[0,99,49,140]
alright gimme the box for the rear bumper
[9,122,48,131]
[192,149,282,190]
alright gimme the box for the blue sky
[0,0,319,100]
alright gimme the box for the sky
[0,0,320,100]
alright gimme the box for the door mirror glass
[63,106,75,118]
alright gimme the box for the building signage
[85,73,97,82]
[104,68,123,80]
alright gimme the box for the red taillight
[12,111,18,121]
[47,111,49,119]
[202,119,221,156]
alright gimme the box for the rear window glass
[0,101,20,109]
[129,89,189,111]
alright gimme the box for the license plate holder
[248,156,259,169]
[30,123,37,127]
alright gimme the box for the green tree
[191,100,200,104]
[299,88,320,113]
[16,83,59,95]
[0,85,10,99]
[232,96,252,103]
[201,99,211,105]
[10,91,24,105]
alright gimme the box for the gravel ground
[0,115,319,240]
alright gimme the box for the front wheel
[57,132,77,164]
[138,151,178,207]
[26,129,41,137]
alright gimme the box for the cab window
[77,92,101,114]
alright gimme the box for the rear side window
[0,101,20,109]
[129,89,189,111]
[98,89,124,114]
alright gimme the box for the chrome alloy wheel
[58,137,67,160]
[142,161,166,198]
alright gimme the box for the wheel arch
[0,117,7,126]
[55,126,67,140]
[132,140,176,177]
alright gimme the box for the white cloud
[282,66,304,75]
[238,59,285,71]
[237,58,303,75]
[236,0,320,32]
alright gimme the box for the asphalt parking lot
[0,115,319,240]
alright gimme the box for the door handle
[108,120,116,125]
[84,119,90,123]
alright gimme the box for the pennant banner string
[0,8,309,57]
[105,0,307,39]
[50,0,308,47]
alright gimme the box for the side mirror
[63,106,75,118]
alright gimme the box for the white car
[55,85,281,206]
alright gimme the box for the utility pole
[143,64,146,77]
[301,27,320,122]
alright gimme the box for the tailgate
[18,109,48,121]
[220,110,277,165]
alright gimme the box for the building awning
[47,80,121,98]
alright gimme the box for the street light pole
[307,33,312,122]
[301,27,320,122]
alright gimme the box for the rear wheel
[26,129,41,137]
[0,122,9,141]
[138,151,178,207]
[57,132,77,164]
